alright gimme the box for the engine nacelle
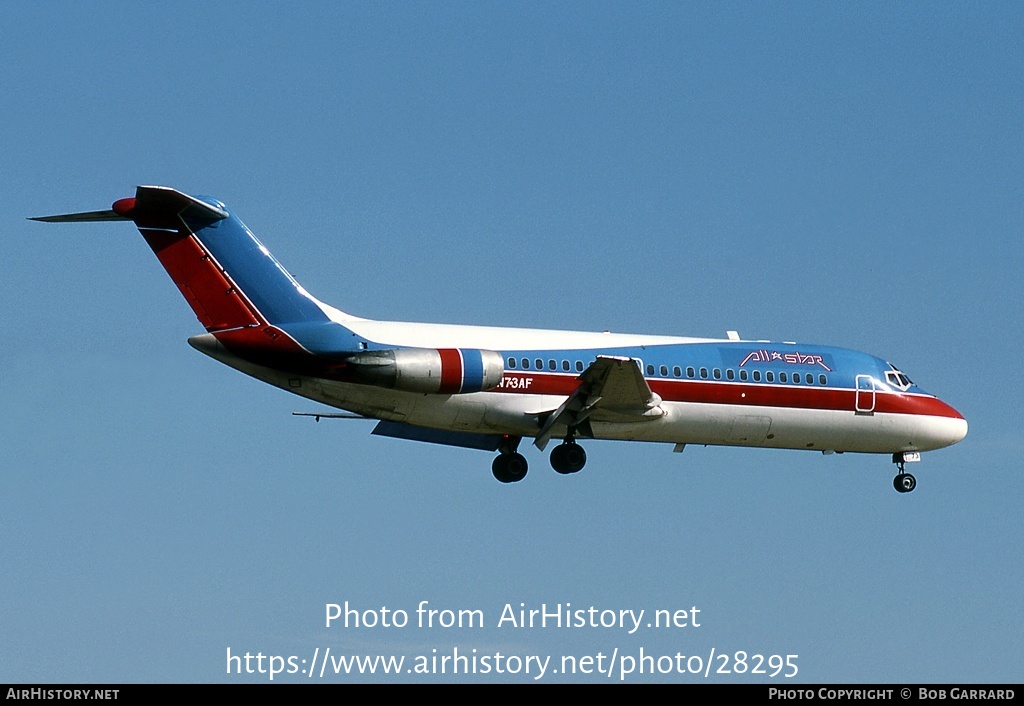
[345,348,505,394]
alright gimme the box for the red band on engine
[437,348,464,394]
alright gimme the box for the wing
[533,355,665,450]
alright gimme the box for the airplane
[31,186,967,492]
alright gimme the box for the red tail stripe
[140,229,261,331]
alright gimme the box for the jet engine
[344,348,505,394]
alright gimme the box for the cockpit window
[885,364,914,391]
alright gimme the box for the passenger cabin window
[726,369,735,381]
[780,372,788,383]
[660,365,668,376]
[562,360,570,371]
[686,367,695,378]
[739,369,748,381]
[766,371,774,382]
[508,357,516,369]
[806,373,813,384]
[647,364,655,375]
[535,359,543,370]
[576,360,584,372]
[548,359,556,371]
[819,374,827,385]
[700,367,708,379]
[713,368,722,380]
[673,366,682,378]
[522,358,530,370]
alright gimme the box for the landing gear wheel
[492,453,528,483]
[893,473,917,493]
[550,441,587,475]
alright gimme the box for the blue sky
[2,2,1021,683]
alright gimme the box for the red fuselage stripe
[491,372,963,419]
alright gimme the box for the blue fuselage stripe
[499,343,922,394]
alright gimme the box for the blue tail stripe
[187,213,329,326]
[279,321,364,355]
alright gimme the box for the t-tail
[30,186,368,370]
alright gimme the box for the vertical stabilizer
[125,186,331,333]
[30,186,365,358]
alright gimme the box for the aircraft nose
[908,396,968,450]
[949,415,968,445]
[932,400,968,448]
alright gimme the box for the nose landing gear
[893,471,916,493]
[892,452,917,493]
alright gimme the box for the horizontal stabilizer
[133,185,229,222]
[28,210,129,223]
[372,420,504,451]
[29,185,228,225]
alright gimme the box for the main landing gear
[492,435,528,483]
[492,452,528,483]
[550,438,587,475]
[892,452,917,493]
[491,435,589,483]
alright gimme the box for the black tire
[550,444,571,474]
[506,453,528,482]
[563,442,586,473]
[893,473,917,493]
[550,442,587,474]
[493,453,528,483]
